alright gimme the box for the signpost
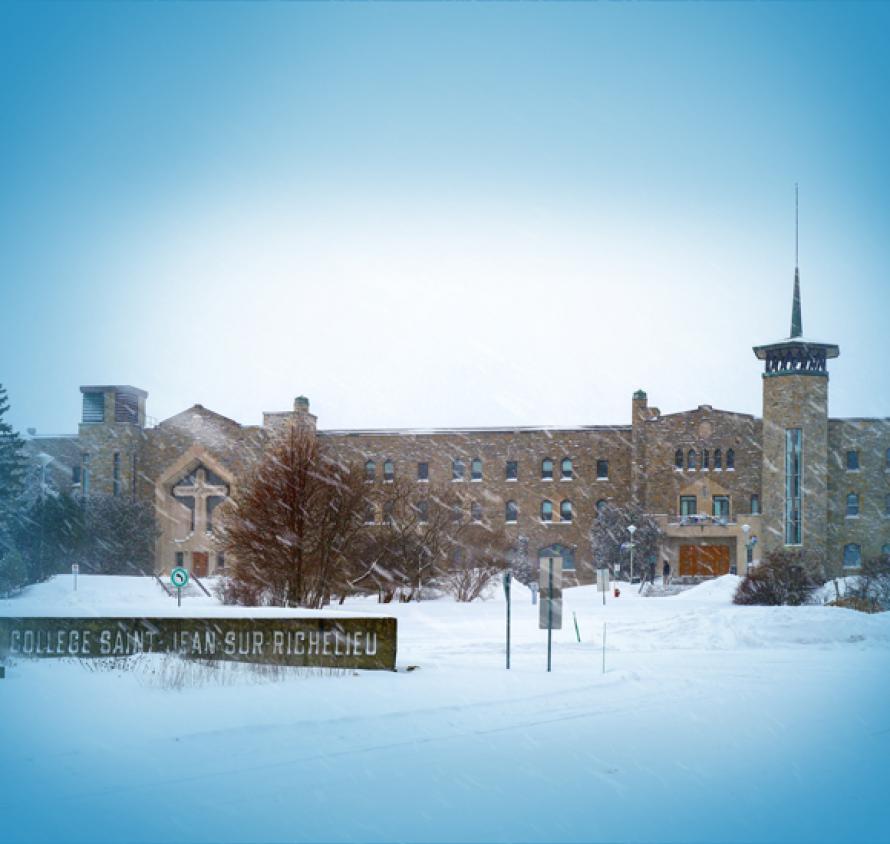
[596,567,609,605]
[71,563,79,592]
[503,570,512,670]
[539,556,563,672]
[170,566,190,607]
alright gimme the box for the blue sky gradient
[1,2,888,433]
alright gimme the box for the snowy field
[1,575,889,844]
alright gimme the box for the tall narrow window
[675,449,684,469]
[471,501,483,522]
[383,500,395,525]
[505,500,518,523]
[113,452,121,496]
[417,462,429,481]
[884,494,890,517]
[452,459,465,481]
[714,448,723,470]
[452,503,463,523]
[846,492,859,517]
[540,500,553,522]
[365,460,376,482]
[561,458,573,479]
[886,448,890,470]
[383,459,394,482]
[416,500,429,523]
[541,459,553,480]
[505,460,518,481]
[882,543,890,557]
[72,466,81,485]
[846,450,859,471]
[596,459,609,480]
[785,429,802,545]
[687,449,696,471]
[843,544,862,569]
[560,500,573,522]
[471,458,483,481]
[702,449,710,470]
[175,551,184,567]
[364,503,376,524]
[750,494,760,515]
[81,453,90,497]
[726,448,735,470]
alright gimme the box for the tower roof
[791,267,803,338]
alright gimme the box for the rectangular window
[113,452,121,496]
[417,462,429,481]
[72,466,81,485]
[712,496,730,519]
[175,551,184,567]
[785,428,802,545]
[843,544,861,569]
[846,450,859,471]
[505,461,518,481]
[452,460,465,481]
[596,459,609,480]
[216,553,226,571]
[114,391,139,424]
[680,496,697,517]
[750,494,760,515]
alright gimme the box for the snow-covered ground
[1,575,889,844]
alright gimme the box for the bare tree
[218,422,368,609]
[733,549,820,606]
[589,501,662,577]
[356,478,509,602]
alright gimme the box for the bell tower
[753,193,838,561]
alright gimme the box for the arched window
[846,493,859,517]
[687,449,696,470]
[596,459,609,480]
[471,458,483,481]
[383,459,394,482]
[596,499,607,515]
[702,449,710,470]
[505,500,518,523]
[560,500,573,522]
[365,460,376,482]
[561,458,573,479]
[843,544,862,569]
[714,448,723,470]
[471,501,483,522]
[675,449,684,469]
[452,459,465,481]
[541,459,554,480]
[541,500,553,522]
[726,448,735,470]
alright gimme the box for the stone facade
[24,292,890,584]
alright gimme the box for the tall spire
[790,184,803,338]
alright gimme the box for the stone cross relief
[172,466,229,535]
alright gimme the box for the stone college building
[27,275,890,585]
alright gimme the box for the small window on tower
[82,392,104,424]
[846,493,859,517]
[846,450,859,471]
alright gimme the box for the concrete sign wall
[0,617,397,671]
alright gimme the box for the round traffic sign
[170,566,190,588]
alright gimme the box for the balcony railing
[670,513,733,527]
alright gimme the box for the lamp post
[742,523,757,575]
[627,524,637,583]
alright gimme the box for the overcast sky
[2,2,888,435]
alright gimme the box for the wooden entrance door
[678,545,730,577]
[192,552,209,577]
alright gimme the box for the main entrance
[678,545,731,577]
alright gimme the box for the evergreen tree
[0,383,26,550]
